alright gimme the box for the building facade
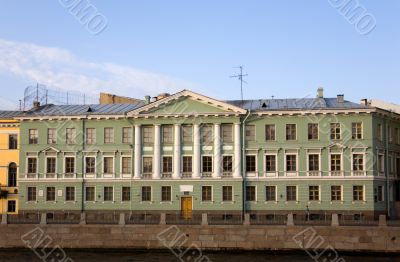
[17,90,400,218]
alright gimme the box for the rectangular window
[265,155,276,172]
[122,127,132,144]
[353,154,364,174]
[308,123,319,140]
[104,127,114,144]
[265,124,275,141]
[265,186,276,201]
[9,134,18,149]
[286,155,297,172]
[309,186,320,201]
[246,186,256,201]
[29,129,38,144]
[377,124,383,141]
[222,124,233,143]
[65,157,75,174]
[122,187,131,201]
[46,157,56,174]
[141,186,151,201]
[143,126,153,143]
[331,186,342,201]
[85,187,95,202]
[7,200,16,213]
[182,156,192,173]
[374,186,384,202]
[86,128,96,144]
[330,123,341,140]
[66,128,76,144]
[202,186,212,201]
[330,154,341,174]
[85,157,96,174]
[286,124,296,140]
[162,125,173,143]
[27,158,37,174]
[245,125,255,142]
[66,187,75,201]
[389,126,393,143]
[246,155,256,172]
[143,157,153,174]
[222,156,233,173]
[161,186,172,202]
[222,186,233,201]
[121,157,132,174]
[286,186,297,201]
[182,125,193,143]
[27,187,37,201]
[46,187,55,201]
[201,125,213,144]
[353,185,364,201]
[352,122,363,139]
[202,156,213,173]
[308,154,319,173]
[47,128,56,144]
[103,157,114,174]
[378,154,385,173]
[104,187,113,201]
[162,156,173,174]
[395,128,399,145]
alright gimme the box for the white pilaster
[153,124,161,179]
[193,123,201,178]
[233,123,241,178]
[134,125,141,179]
[213,123,221,178]
[173,124,181,179]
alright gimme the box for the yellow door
[181,197,192,219]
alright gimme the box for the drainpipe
[241,110,251,216]
[81,117,86,213]
[126,114,135,213]
[385,115,391,218]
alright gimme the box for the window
[353,185,364,201]
[29,129,38,144]
[85,187,95,201]
[141,186,151,201]
[104,187,113,201]
[377,124,383,141]
[162,125,173,143]
[265,186,276,201]
[286,124,296,140]
[265,124,275,141]
[202,156,213,173]
[397,128,400,145]
[7,200,16,213]
[201,125,213,144]
[389,126,393,143]
[246,155,256,172]
[286,186,297,201]
[65,157,75,174]
[85,157,96,174]
[27,158,37,174]
[66,128,76,144]
[104,127,114,144]
[378,154,385,173]
[182,156,192,173]
[222,156,233,173]
[143,157,153,174]
[222,124,233,143]
[27,187,37,201]
[86,128,96,144]
[121,157,132,174]
[352,123,363,139]
[331,186,342,201]
[122,127,132,144]
[395,128,399,145]
[103,157,114,174]
[46,187,56,201]
[8,163,17,187]
[66,187,75,201]
[143,126,153,143]
[222,186,233,201]
[9,134,18,149]
[309,186,320,201]
[265,155,276,172]
[245,125,255,142]
[330,154,341,174]
[182,125,193,143]
[161,186,172,202]
[47,128,56,144]
[308,123,319,140]
[122,187,131,201]
[202,186,212,201]
[46,157,56,174]
[286,155,297,172]
[162,156,173,174]
[330,123,341,140]
[246,186,256,201]
[308,154,319,173]
[352,154,364,174]
[374,186,384,202]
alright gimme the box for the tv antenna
[230,66,248,104]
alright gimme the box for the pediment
[40,146,61,153]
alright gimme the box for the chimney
[156,93,170,101]
[33,101,40,109]
[337,94,344,103]
[317,87,324,98]
[360,99,369,106]
[144,95,151,105]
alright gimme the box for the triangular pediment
[40,146,61,153]
[328,142,346,149]
[127,90,246,117]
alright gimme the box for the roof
[0,111,23,119]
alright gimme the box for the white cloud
[0,38,195,100]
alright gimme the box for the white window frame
[64,155,76,179]
[84,186,96,202]
[330,185,343,203]
[285,124,297,141]
[265,185,277,203]
[102,156,115,178]
[45,156,57,179]
[308,123,319,140]
[352,185,365,203]
[86,128,96,144]
[245,124,256,142]
[377,153,385,176]
[221,124,233,144]
[284,153,298,177]
[222,185,234,203]
[103,186,114,202]
[245,185,257,202]
[329,153,343,177]
[330,123,341,140]
[264,153,278,177]
[122,127,133,144]
[308,185,321,203]
[307,153,321,177]
[351,153,366,176]
[142,156,153,177]
[26,156,38,178]
[162,155,173,177]
[265,124,276,141]
[245,154,258,177]
[201,155,213,177]
[352,122,363,140]
[84,156,96,178]
[181,155,193,176]
[120,156,132,179]
[286,185,298,202]
[65,186,76,202]
[141,186,152,202]
[222,154,234,176]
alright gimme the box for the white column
[213,123,221,178]
[233,123,241,178]
[193,123,201,178]
[153,124,161,179]
[173,124,181,179]
[134,125,141,179]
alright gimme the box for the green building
[17,89,400,218]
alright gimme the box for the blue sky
[0,1,399,109]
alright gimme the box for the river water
[0,250,399,262]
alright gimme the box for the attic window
[87,107,93,113]
[262,102,267,108]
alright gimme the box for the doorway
[181,197,192,219]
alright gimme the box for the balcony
[142,173,152,179]
[64,173,76,179]
[330,171,344,177]
[352,171,366,176]
[202,172,212,178]
[161,173,172,179]
[222,172,232,178]
[45,173,56,179]
[307,171,321,177]
[181,173,192,179]
[25,173,38,179]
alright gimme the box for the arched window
[8,163,17,187]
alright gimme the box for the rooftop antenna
[230,66,248,105]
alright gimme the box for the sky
[0,1,399,110]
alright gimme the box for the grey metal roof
[226,97,371,111]
[0,111,23,119]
